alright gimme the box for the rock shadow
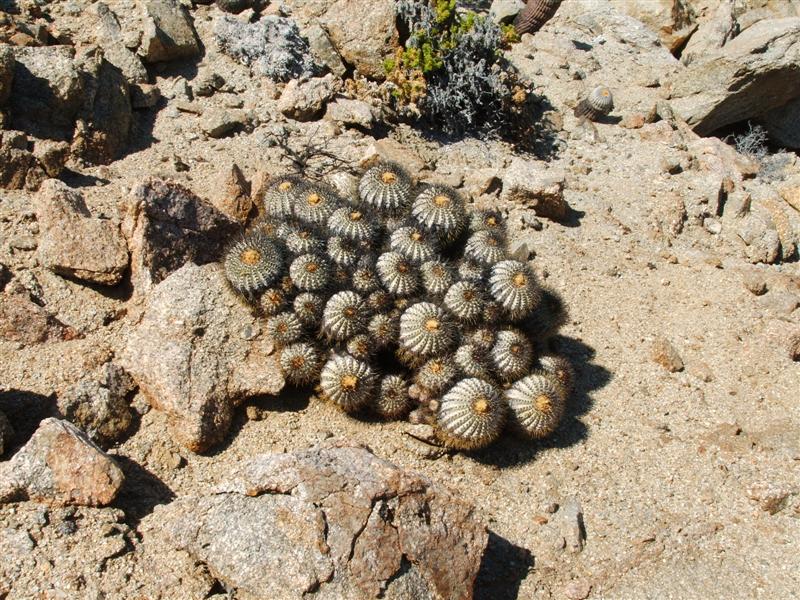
[210,386,312,456]
[474,530,534,600]
[472,334,611,467]
[112,455,176,527]
[0,389,59,457]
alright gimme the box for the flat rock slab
[153,443,488,599]
[0,418,124,506]
[669,17,800,135]
[120,262,284,453]
[34,180,129,285]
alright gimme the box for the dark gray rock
[9,46,85,142]
[0,410,13,456]
[57,363,136,447]
[214,15,319,81]
[139,0,201,63]
[71,52,132,165]
[119,263,285,452]
[151,443,488,598]
[93,2,149,84]
[121,179,239,294]
[0,45,13,106]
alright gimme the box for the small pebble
[742,272,767,296]
[651,337,684,372]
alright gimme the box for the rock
[680,2,738,67]
[489,0,525,25]
[564,580,592,600]
[214,15,319,82]
[760,290,800,316]
[789,333,800,361]
[651,337,684,372]
[130,82,161,108]
[150,443,488,598]
[70,52,132,165]
[121,179,239,294]
[119,263,285,452]
[32,139,69,178]
[609,0,696,52]
[57,363,136,447]
[304,23,347,77]
[9,46,84,142]
[742,272,768,296]
[762,196,798,260]
[501,158,569,222]
[324,97,374,128]
[139,0,201,63]
[0,130,47,190]
[213,163,252,222]
[319,0,398,80]
[278,74,339,121]
[216,0,256,14]
[0,410,13,456]
[0,45,13,105]
[199,107,251,138]
[669,18,800,136]
[724,190,752,218]
[737,215,781,264]
[93,2,149,84]
[0,290,76,344]
[192,68,224,97]
[687,136,759,182]
[0,418,124,506]
[34,180,129,286]
[557,496,586,554]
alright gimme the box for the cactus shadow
[0,389,59,457]
[471,335,611,467]
[474,530,534,600]
[112,455,176,527]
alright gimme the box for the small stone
[0,418,124,506]
[192,69,225,97]
[489,0,524,24]
[651,337,684,372]
[660,155,683,175]
[502,158,569,222]
[564,579,592,600]
[0,290,76,344]
[703,217,722,234]
[8,235,37,250]
[788,333,800,361]
[200,107,251,138]
[761,291,800,316]
[278,74,339,122]
[737,216,781,265]
[620,113,645,129]
[724,190,751,218]
[57,363,136,447]
[213,163,252,222]
[324,98,374,129]
[747,484,792,515]
[742,272,768,296]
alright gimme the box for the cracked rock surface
[151,443,488,599]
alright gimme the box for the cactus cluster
[223,162,574,451]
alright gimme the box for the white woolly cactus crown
[222,159,575,451]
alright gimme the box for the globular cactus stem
[514,0,562,36]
